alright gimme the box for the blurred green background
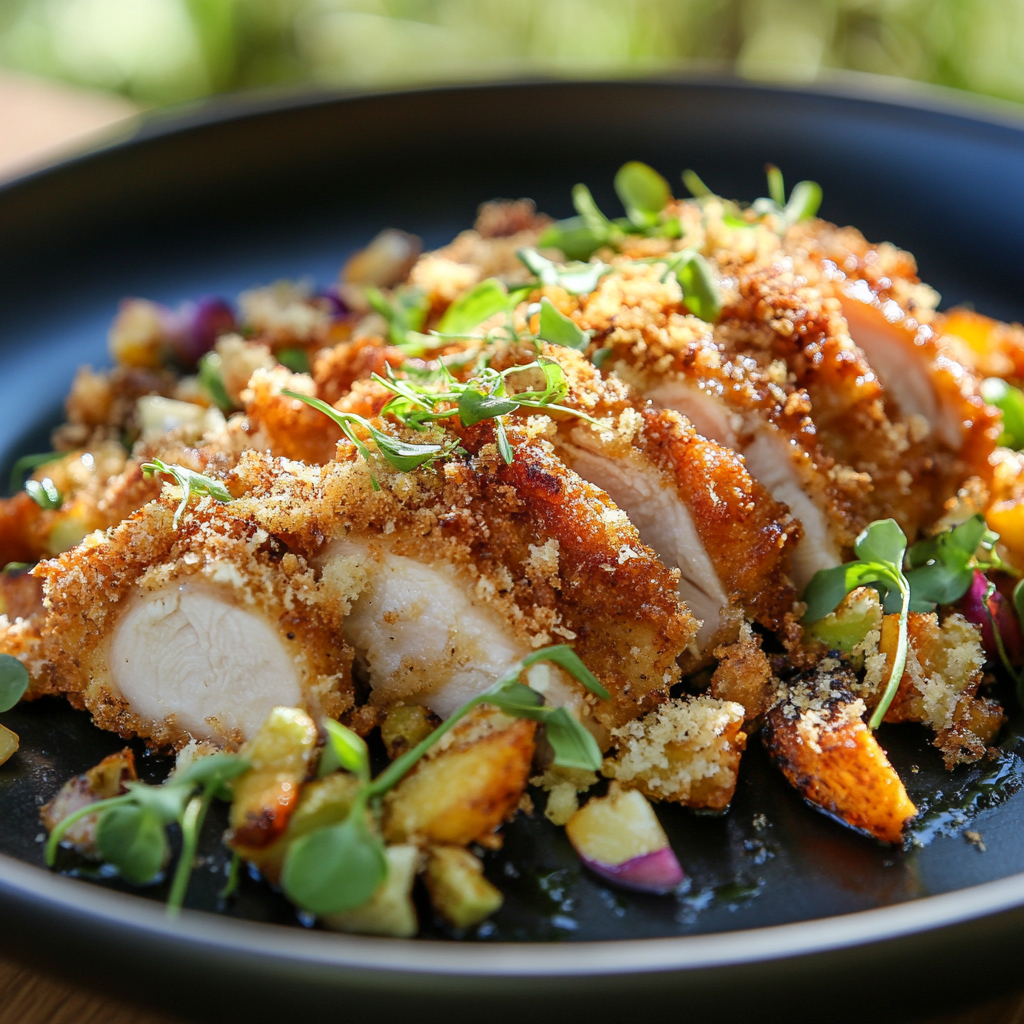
[1,0,1022,109]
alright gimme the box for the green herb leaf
[676,254,722,324]
[981,377,1024,449]
[542,706,603,771]
[0,654,29,713]
[614,161,671,229]
[494,417,514,464]
[681,169,715,199]
[171,752,250,796]
[366,286,429,349]
[438,279,509,335]
[766,164,786,207]
[25,478,61,510]
[142,458,232,529]
[323,719,371,784]
[537,217,607,262]
[785,180,823,224]
[9,452,62,493]
[198,352,234,413]
[485,680,546,717]
[277,347,310,374]
[96,804,168,885]
[903,514,988,606]
[519,643,611,699]
[457,389,519,427]
[281,807,387,916]
[537,297,590,351]
[802,519,910,729]
[572,184,615,238]
[516,249,611,295]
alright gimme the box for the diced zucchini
[807,586,882,655]
[423,845,503,929]
[0,723,18,767]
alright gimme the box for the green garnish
[681,169,714,199]
[753,164,823,231]
[673,251,722,324]
[9,452,63,493]
[0,654,29,713]
[281,645,608,917]
[277,347,311,375]
[198,352,234,413]
[981,378,1024,449]
[280,390,454,487]
[371,358,602,465]
[536,297,591,351]
[904,514,994,606]
[45,752,250,915]
[516,249,612,295]
[614,160,673,230]
[803,519,911,729]
[366,285,430,350]
[141,458,233,528]
[437,278,512,336]
[25,477,62,511]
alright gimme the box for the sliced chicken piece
[287,435,697,733]
[22,466,353,749]
[565,262,860,585]
[533,347,799,653]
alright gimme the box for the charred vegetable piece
[322,844,420,937]
[423,845,503,928]
[228,706,318,849]
[39,748,138,853]
[763,668,917,844]
[565,784,684,894]
[382,709,536,847]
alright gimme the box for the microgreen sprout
[45,752,250,915]
[277,347,311,375]
[803,519,911,729]
[903,514,997,606]
[366,285,430,351]
[24,477,62,511]
[281,645,608,917]
[981,378,1024,450]
[9,452,63,493]
[516,249,612,296]
[370,357,603,465]
[0,654,29,713]
[198,351,234,413]
[141,458,233,528]
[280,390,455,488]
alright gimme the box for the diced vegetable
[382,710,536,846]
[235,772,360,885]
[955,570,1024,665]
[807,586,883,654]
[423,845,503,928]
[0,723,18,767]
[322,844,420,938]
[565,784,684,894]
[228,706,318,849]
[381,704,437,760]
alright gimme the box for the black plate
[3,77,1024,1024]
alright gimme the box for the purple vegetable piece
[956,570,1024,666]
[169,297,236,369]
[579,846,684,895]
[319,287,348,317]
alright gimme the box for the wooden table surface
[2,68,1024,1024]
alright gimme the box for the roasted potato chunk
[382,707,535,846]
[763,664,917,844]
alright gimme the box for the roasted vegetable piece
[0,723,18,767]
[39,748,138,854]
[806,586,883,657]
[234,771,361,884]
[322,844,420,937]
[228,707,318,849]
[763,667,917,844]
[381,704,438,760]
[382,707,536,846]
[423,845,504,928]
[566,783,684,894]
